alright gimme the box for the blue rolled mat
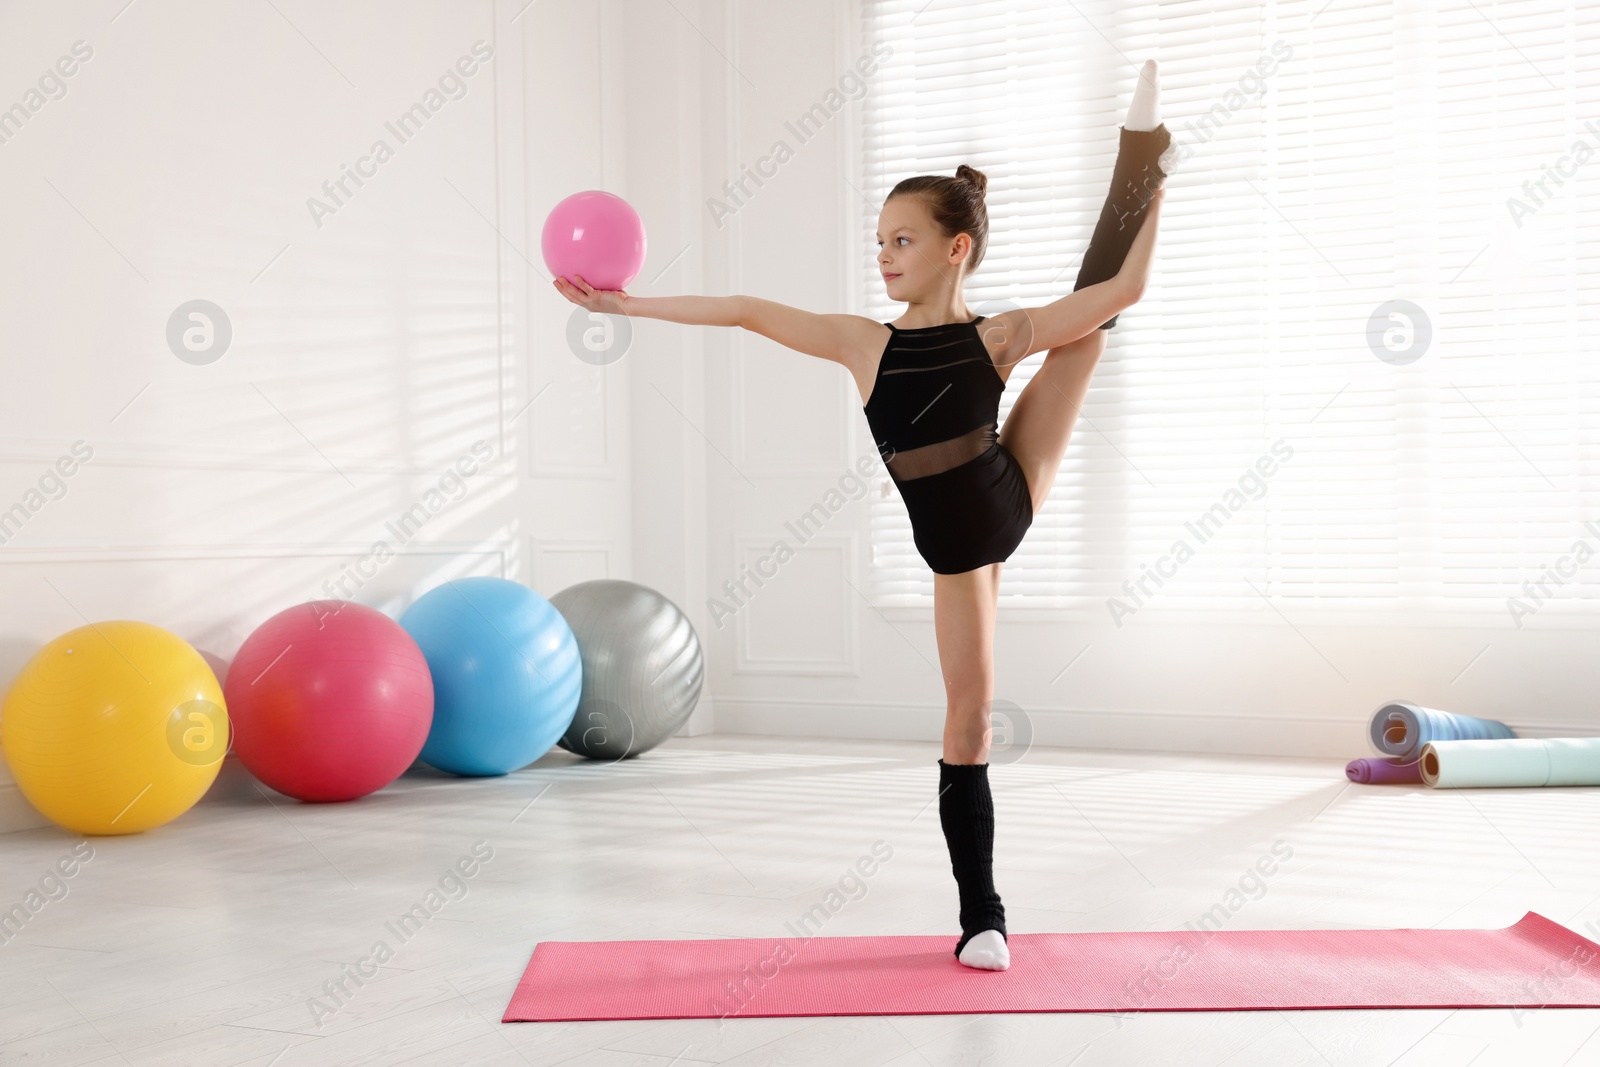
[1368,703,1515,762]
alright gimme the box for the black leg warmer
[938,758,1007,957]
[1072,122,1172,330]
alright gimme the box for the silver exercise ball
[549,579,704,760]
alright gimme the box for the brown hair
[887,164,989,273]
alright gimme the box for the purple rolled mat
[1346,756,1424,785]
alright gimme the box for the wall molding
[729,350,859,479]
[532,537,613,590]
[731,531,859,676]
[712,697,1600,760]
[4,706,1594,835]
[721,0,859,482]
[526,361,618,479]
[525,3,621,482]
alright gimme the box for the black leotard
[863,122,1171,575]
[863,316,1033,574]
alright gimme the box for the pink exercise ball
[541,190,647,291]
[224,601,433,803]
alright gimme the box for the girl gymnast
[555,60,1174,972]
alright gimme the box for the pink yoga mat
[504,912,1600,1022]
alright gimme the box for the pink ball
[541,190,648,292]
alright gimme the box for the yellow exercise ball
[1,621,229,835]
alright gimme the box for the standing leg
[937,564,999,764]
[935,563,1010,970]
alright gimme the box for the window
[859,0,1600,627]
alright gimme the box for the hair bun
[955,164,988,194]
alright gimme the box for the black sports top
[863,315,1002,482]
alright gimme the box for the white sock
[1125,59,1180,175]
[957,928,1010,971]
[1125,59,1161,131]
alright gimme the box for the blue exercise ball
[398,577,581,776]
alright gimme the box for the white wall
[5,0,1594,836]
[0,0,664,830]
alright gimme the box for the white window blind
[859,0,1600,624]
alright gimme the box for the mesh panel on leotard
[863,316,1006,483]
[883,423,997,480]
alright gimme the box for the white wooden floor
[2,735,1598,1067]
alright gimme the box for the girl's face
[876,197,968,302]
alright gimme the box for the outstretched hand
[552,275,630,315]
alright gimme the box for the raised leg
[997,329,1109,515]
[1074,123,1171,330]
[1072,60,1174,331]
[998,96,1171,510]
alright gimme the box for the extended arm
[735,297,880,365]
[552,277,742,327]
[552,277,878,367]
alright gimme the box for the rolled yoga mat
[1346,756,1423,785]
[1369,702,1515,762]
[1420,737,1600,788]
[503,912,1600,1021]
